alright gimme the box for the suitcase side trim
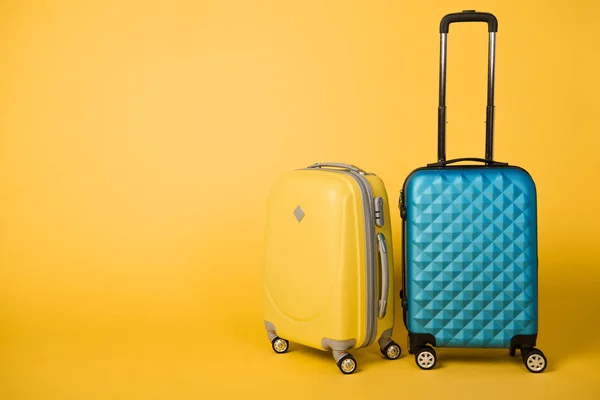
[321,338,358,353]
[349,170,378,348]
[304,167,378,349]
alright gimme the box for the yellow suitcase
[263,162,400,374]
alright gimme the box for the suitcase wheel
[415,346,437,370]
[271,337,289,354]
[522,348,547,373]
[380,341,402,360]
[337,354,357,375]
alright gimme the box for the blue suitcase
[399,11,547,373]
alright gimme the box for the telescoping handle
[437,10,499,164]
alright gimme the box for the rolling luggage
[263,162,400,374]
[398,10,547,373]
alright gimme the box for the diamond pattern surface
[406,169,538,348]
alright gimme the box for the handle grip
[440,10,498,33]
[307,162,366,174]
[427,157,508,167]
[377,233,389,319]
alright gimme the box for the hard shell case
[399,10,547,373]
[263,162,400,374]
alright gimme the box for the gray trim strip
[321,338,357,352]
[302,167,378,348]
[265,321,278,342]
[378,328,393,349]
[347,170,377,348]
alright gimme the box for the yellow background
[1,0,599,398]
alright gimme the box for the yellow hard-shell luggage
[263,162,400,374]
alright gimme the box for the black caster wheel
[337,354,357,375]
[523,348,547,373]
[415,346,437,370]
[407,334,414,355]
[509,347,516,356]
[381,341,401,360]
[271,337,289,354]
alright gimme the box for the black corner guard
[408,333,437,354]
[510,334,537,350]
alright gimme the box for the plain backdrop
[1,0,599,398]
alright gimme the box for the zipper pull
[399,190,407,220]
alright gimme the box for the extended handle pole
[485,32,496,162]
[437,32,448,162]
[437,10,498,164]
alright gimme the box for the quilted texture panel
[405,168,538,348]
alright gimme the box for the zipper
[347,170,378,348]
[399,190,406,220]
[303,167,378,348]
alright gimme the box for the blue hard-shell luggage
[399,10,547,373]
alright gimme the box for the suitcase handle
[306,162,366,174]
[426,157,508,167]
[377,233,389,319]
[437,10,498,164]
[440,10,498,33]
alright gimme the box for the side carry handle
[427,157,508,167]
[377,233,389,319]
[307,162,366,174]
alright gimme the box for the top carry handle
[436,10,500,165]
